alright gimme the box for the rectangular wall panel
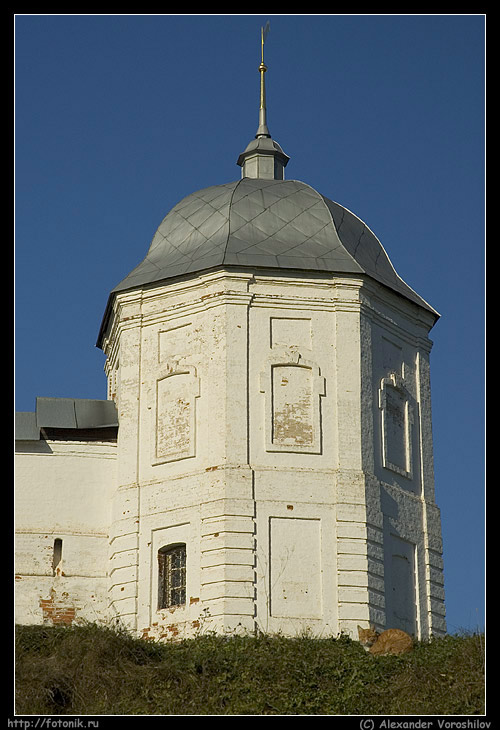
[269,517,322,619]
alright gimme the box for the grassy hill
[15,623,485,715]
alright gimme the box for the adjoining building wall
[14,439,116,626]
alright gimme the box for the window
[158,544,186,609]
[52,538,63,576]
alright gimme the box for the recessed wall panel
[269,517,322,619]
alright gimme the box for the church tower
[96,27,446,640]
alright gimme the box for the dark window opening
[52,538,63,576]
[158,544,186,609]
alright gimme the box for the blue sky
[14,14,485,635]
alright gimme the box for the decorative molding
[153,364,200,465]
[379,372,414,479]
[260,351,325,454]
[270,317,312,350]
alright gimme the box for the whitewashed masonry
[15,50,446,639]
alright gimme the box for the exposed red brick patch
[39,590,76,625]
[141,621,197,642]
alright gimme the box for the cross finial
[261,20,270,65]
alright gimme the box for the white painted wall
[15,268,446,639]
[99,269,445,640]
[15,440,116,625]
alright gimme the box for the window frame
[157,543,187,610]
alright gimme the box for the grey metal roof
[97,178,437,346]
[15,412,40,441]
[15,398,118,441]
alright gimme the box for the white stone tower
[97,29,446,640]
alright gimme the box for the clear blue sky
[14,14,485,635]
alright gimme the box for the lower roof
[15,398,118,441]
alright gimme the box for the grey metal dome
[97,33,438,349]
[108,176,437,314]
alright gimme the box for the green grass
[14,623,485,715]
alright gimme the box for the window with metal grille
[158,544,186,609]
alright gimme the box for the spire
[256,21,271,137]
[237,22,290,180]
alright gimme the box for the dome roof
[109,177,437,316]
[97,35,438,349]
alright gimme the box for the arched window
[158,544,186,609]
